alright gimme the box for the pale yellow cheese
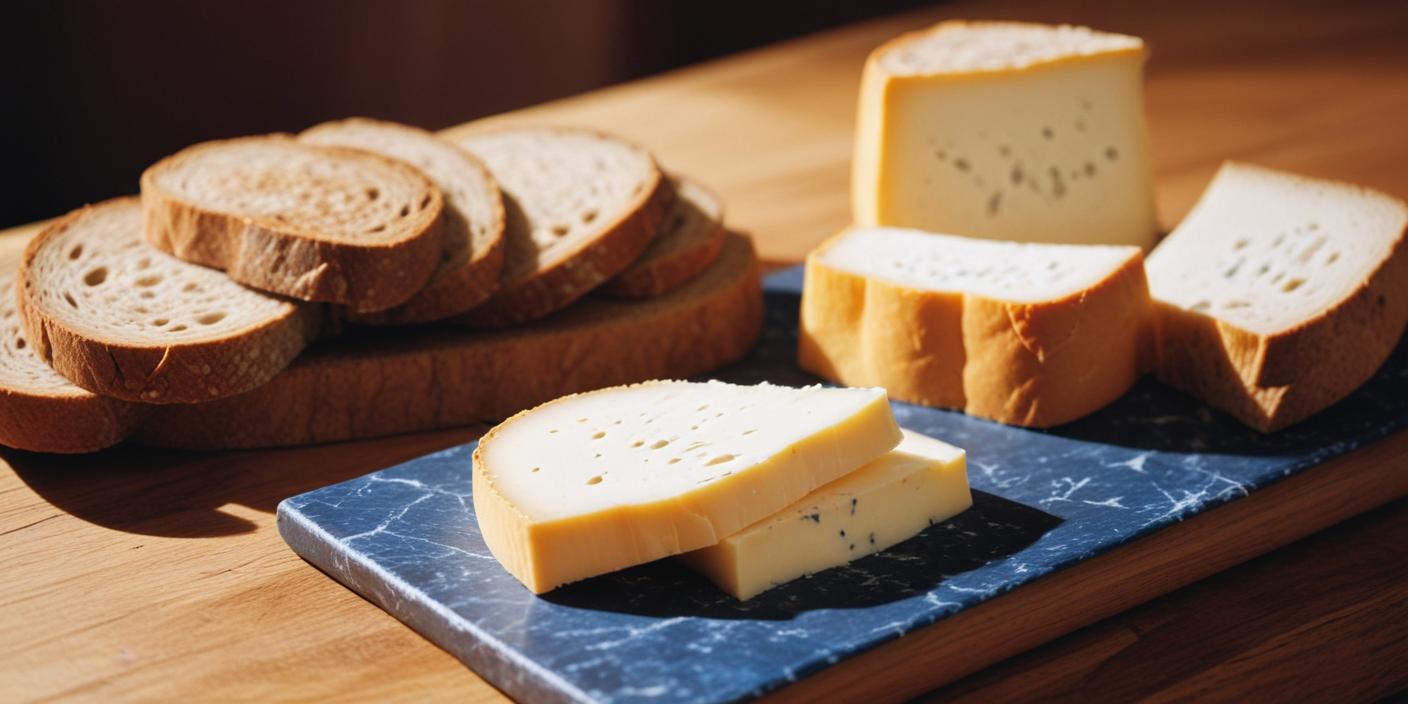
[680,429,970,600]
[472,380,903,593]
[853,21,1157,249]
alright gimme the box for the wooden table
[4,1,1407,701]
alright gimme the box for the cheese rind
[472,380,904,593]
[853,20,1157,249]
[681,429,971,600]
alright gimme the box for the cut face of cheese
[853,21,1157,249]
[680,429,970,600]
[472,380,903,593]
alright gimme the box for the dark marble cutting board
[278,267,1408,704]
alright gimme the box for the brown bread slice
[449,126,670,327]
[136,233,762,449]
[600,175,727,298]
[0,267,148,453]
[17,198,321,404]
[141,135,445,313]
[301,118,507,324]
[1147,162,1408,432]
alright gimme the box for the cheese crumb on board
[853,20,1157,249]
[472,380,903,593]
[680,429,971,600]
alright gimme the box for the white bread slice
[0,268,147,453]
[301,118,507,324]
[449,126,670,326]
[799,226,1152,427]
[136,233,763,449]
[599,175,727,298]
[472,379,902,593]
[141,135,445,313]
[17,198,321,404]
[1147,162,1408,432]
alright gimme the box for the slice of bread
[449,126,670,327]
[17,198,321,404]
[799,226,1152,427]
[1147,162,1408,432]
[599,175,727,298]
[137,233,762,449]
[301,118,507,324]
[0,268,148,453]
[141,135,445,313]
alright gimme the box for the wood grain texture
[3,0,1408,701]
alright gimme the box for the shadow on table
[1,428,476,539]
[544,490,1061,621]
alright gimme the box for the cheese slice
[680,429,970,600]
[853,20,1157,249]
[472,380,903,593]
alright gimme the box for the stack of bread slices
[0,119,763,453]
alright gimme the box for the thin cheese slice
[680,429,970,600]
[472,380,903,593]
[853,20,1157,249]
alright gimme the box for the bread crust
[599,178,727,299]
[17,198,324,404]
[0,387,148,453]
[140,135,445,313]
[798,230,1153,428]
[1154,213,1408,432]
[453,126,672,327]
[303,119,509,325]
[135,233,762,449]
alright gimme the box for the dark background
[0,0,930,228]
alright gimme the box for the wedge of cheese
[472,380,903,593]
[680,429,970,600]
[799,226,1153,427]
[853,21,1157,249]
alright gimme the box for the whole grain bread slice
[18,197,321,404]
[141,134,445,313]
[1147,162,1408,432]
[448,126,670,327]
[599,175,726,298]
[136,233,762,449]
[0,267,148,453]
[301,118,507,324]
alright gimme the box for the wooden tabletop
[4,0,1407,701]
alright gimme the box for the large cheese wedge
[1148,162,1408,432]
[853,20,1157,249]
[799,226,1153,427]
[680,429,970,600]
[472,380,903,593]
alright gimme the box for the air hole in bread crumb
[136,275,162,288]
[170,324,187,332]
[586,475,603,486]
[182,283,200,293]
[1327,251,1340,264]
[631,440,644,447]
[83,267,108,286]
[366,188,380,201]
[136,258,151,270]
[64,293,78,309]
[140,291,155,300]
[530,467,540,473]
[742,429,757,435]
[706,454,736,466]
[650,440,670,449]
[1224,300,1251,309]
[1281,278,1305,293]
[582,210,598,224]
[197,312,227,325]
[68,245,83,260]
[15,338,26,350]
[153,318,169,327]
[1191,300,1211,312]
[551,224,569,237]
[1234,239,1249,250]
[592,431,605,439]
[369,224,387,233]
[420,195,432,210]
[399,205,410,218]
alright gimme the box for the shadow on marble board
[542,490,1061,621]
